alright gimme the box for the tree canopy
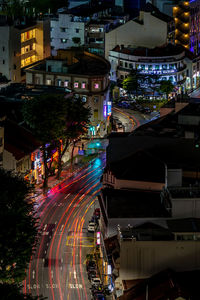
[0,169,37,283]
[0,283,45,300]
[159,80,174,100]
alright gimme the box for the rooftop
[112,43,184,58]
[4,119,41,161]
[27,49,110,76]
[101,188,169,219]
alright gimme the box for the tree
[30,0,68,14]
[56,97,91,177]
[122,69,144,98]
[0,169,38,283]
[0,283,45,300]
[22,94,68,190]
[159,80,174,100]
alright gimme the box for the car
[94,208,100,218]
[93,293,105,300]
[91,277,101,287]
[88,270,97,280]
[90,215,99,224]
[88,222,97,232]
[86,260,96,271]
[143,107,151,114]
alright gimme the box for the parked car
[88,222,97,232]
[88,270,97,280]
[94,208,100,219]
[93,293,105,300]
[143,107,151,114]
[91,277,101,287]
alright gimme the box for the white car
[87,222,96,232]
[91,277,101,287]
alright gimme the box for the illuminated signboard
[140,69,176,75]
[107,264,112,275]
[97,232,101,245]
[103,105,107,117]
[107,101,112,116]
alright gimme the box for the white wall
[105,11,168,59]
[119,240,200,280]
[3,149,16,171]
[51,14,85,55]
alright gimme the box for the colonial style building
[0,17,50,82]
[109,43,193,91]
[25,49,111,137]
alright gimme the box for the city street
[24,150,106,300]
[112,107,159,132]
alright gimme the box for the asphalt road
[112,107,159,132]
[24,150,107,300]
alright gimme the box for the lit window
[74,82,79,88]
[21,47,25,54]
[21,59,24,67]
[21,33,25,42]
[61,39,67,43]
[32,43,36,50]
[64,80,69,87]
[46,79,51,85]
[82,82,86,89]
[82,96,87,102]
[94,83,99,89]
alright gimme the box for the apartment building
[50,13,87,56]
[0,18,50,82]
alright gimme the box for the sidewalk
[33,141,103,196]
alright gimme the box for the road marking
[69,283,82,289]
[60,224,64,232]
[42,231,49,235]
[27,284,40,290]
[32,270,35,279]
[74,271,76,279]
[51,270,54,279]
[46,283,58,289]
[43,224,47,231]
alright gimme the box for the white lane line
[51,270,54,279]
[74,271,76,279]
[32,270,35,279]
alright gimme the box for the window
[47,65,51,72]
[162,64,167,70]
[99,28,104,32]
[129,63,132,68]
[2,46,5,51]
[60,27,65,32]
[94,96,99,103]
[64,80,69,87]
[82,82,86,89]
[141,65,145,70]
[46,79,52,85]
[148,65,152,70]
[61,39,67,43]
[57,79,62,86]
[82,96,87,102]
[74,82,79,88]
[94,83,99,89]
[125,62,128,68]
[13,64,16,70]
[120,61,123,67]
[155,65,160,70]
[75,28,79,33]
[3,59,5,64]
[0,137,3,147]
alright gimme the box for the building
[152,0,200,55]
[25,49,111,137]
[116,219,200,285]
[0,113,5,167]
[109,44,191,91]
[0,17,50,82]
[2,119,40,175]
[105,4,174,59]
[86,16,128,57]
[50,13,88,56]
